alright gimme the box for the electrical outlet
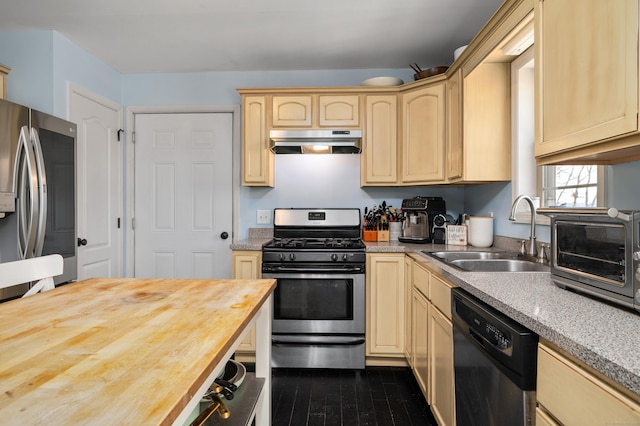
[257,210,271,225]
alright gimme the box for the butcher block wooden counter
[0,277,276,425]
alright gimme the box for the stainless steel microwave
[539,208,640,313]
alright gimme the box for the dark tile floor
[271,367,438,426]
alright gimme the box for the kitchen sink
[426,250,518,261]
[423,250,549,272]
[448,259,549,272]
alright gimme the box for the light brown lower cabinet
[412,287,430,399]
[429,303,455,426]
[537,342,640,425]
[366,253,406,361]
[232,251,262,358]
[407,255,455,425]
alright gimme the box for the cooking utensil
[409,63,421,74]
[414,66,449,81]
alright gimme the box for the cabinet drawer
[411,262,429,297]
[537,344,640,425]
[429,274,452,320]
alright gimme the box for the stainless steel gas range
[262,208,366,369]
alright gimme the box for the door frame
[124,105,241,278]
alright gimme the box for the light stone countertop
[231,236,640,397]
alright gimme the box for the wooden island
[0,277,275,425]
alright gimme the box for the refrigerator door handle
[30,128,47,257]
[15,126,39,259]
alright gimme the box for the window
[511,47,606,221]
[541,165,602,208]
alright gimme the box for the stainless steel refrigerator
[0,98,77,300]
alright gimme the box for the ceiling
[0,0,505,74]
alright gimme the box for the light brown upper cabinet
[241,95,274,187]
[447,65,512,183]
[535,0,640,164]
[446,69,463,180]
[272,94,360,128]
[272,95,312,127]
[361,94,398,186]
[0,65,9,99]
[401,80,446,184]
[319,95,360,127]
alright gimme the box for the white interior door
[134,113,233,278]
[70,86,123,280]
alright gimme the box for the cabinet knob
[77,238,88,246]
[220,232,229,240]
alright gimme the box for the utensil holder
[377,230,390,242]
[363,229,378,242]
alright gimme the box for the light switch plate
[257,210,271,225]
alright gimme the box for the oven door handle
[265,267,364,273]
[272,335,365,346]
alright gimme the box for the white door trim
[124,105,241,278]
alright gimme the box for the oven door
[263,271,365,335]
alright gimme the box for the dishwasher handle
[468,327,511,355]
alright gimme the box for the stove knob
[331,253,338,262]
[279,253,286,261]
[343,254,349,261]
[289,253,296,261]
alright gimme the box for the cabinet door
[0,65,8,100]
[272,95,313,127]
[401,82,445,184]
[404,256,413,363]
[319,95,360,127]
[463,63,511,181]
[362,95,398,185]
[232,251,262,353]
[535,0,639,158]
[537,343,640,425]
[232,251,262,280]
[412,288,429,401]
[429,305,455,426]
[242,96,274,187]
[366,253,405,357]
[446,69,463,181]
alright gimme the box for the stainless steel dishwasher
[452,288,538,426]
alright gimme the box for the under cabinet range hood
[269,129,362,154]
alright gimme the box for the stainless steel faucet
[509,195,538,258]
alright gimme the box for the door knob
[220,232,229,240]
[77,238,88,246]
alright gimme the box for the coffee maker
[398,196,447,243]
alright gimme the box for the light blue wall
[240,154,465,240]
[122,69,414,106]
[0,30,54,112]
[0,30,121,116]
[51,32,121,117]
[463,161,640,244]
